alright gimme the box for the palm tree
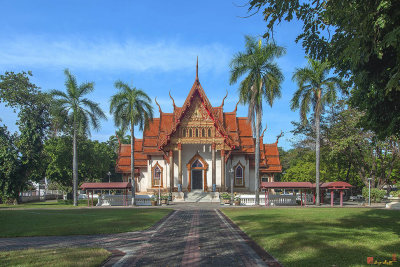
[291,57,343,205]
[230,36,285,205]
[51,69,106,206]
[110,81,153,205]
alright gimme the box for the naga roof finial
[233,99,240,113]
[261,122,268,138]
[220,90,228,108]
[155,97,162,114]
[275,131,284,144]
[169,91,176,108]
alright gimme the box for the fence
[240,194,314,206]
[19,190,63,203]
[98,194,152,206]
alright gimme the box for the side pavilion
[260,181,353,207]
[80,182,132,207]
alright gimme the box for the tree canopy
[248,0,400,138]
[0,71,50,203]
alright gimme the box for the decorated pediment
[181,96,213,124]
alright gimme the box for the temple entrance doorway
[192,169,203,190]
[187,153,209,192]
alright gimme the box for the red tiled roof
[115,73,282,175]
[261,182,313,189]
[81,182,132,190]
[318,182,353,189]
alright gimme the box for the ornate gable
[158,60,235,150]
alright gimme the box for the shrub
[220,193,231,200]
[390,191,400,197]
[362,187,386,203]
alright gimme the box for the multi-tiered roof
[116,61,282,175]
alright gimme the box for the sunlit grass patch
[0,247,111,267]
[222,208,400,267]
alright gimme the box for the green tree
[51,69,106,206]
[248,0,400,138]
[0,71,50,203]
[110,81,153,205]
[325,101,399,189]
[0,126,21,203]
[291,58,342,205]
[229,36,285,205]
[44,136,119,193]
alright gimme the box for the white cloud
[0,35,231,73]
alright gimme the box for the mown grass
[0,200,96,209]
[222,208,400,267]
[0,208,171,237]
[0,248,111,267]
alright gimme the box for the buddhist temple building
[115,61,282,195]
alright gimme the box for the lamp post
[158,180,161,206]
[107,171,111,195]
[367,177,372,206]
[229,167,234,205]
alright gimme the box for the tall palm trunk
[315,92,321,206]
[255,105,262,205]
[131,123,136,205]
[72,120,78,206]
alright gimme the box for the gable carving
[181,97,212,123]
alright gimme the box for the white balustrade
[98,194,153,206]
[239,194,313,206]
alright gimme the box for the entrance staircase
[183,190,220,203]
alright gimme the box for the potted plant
[220,193,231,205]
[150,195,158,206]
[160,194,169,205]
[234,195,241,206]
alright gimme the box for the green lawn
[222,208,400,267]
[0,208,171,237]
[0,248,111,267]
[0,200,96,209]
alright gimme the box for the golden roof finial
[196,56,199,81]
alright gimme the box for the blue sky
[0,0,307,150]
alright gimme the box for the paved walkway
[0,207,280,267]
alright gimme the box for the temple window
[192,159,203,168]
[202,128,205,137]
[195,128,199,137]
[208,128,211,137]
[189,129,192,137]
[234,163,244,186]
[152,163,163,187]
[182,129,186,137]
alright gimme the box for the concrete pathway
[0,207,281,267]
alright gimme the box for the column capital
[177,143,182,150]
[212,143,216,149]
[169,150,174,157]
[220,150,225,157]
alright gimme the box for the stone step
[184,191,220,203]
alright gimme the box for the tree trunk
[72,121,78,206]
[255,105,261,205]
[315,106,321,206]
[131,123,136,205]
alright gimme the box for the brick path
[0,207,280,267]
